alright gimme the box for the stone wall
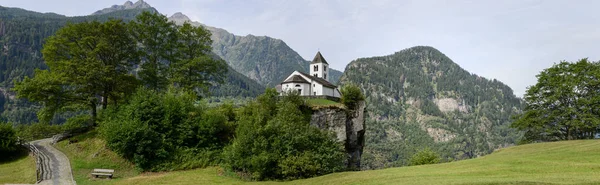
[309,100,366,170]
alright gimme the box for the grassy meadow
[49,132,600,185]
[0,149,37,184]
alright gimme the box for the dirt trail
[30,139,75,185]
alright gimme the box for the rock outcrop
[310,101,366,170]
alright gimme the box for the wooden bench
[91,168,114,179]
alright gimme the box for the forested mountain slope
[340,46,523,169]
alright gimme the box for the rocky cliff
[310,101,366,170]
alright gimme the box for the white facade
[281,82,311,96]
[310,63,329,81]
[280,71,340,98]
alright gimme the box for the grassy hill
[51,131,600,185]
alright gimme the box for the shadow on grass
[0,147,30,164]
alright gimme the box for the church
[278,51,341,98]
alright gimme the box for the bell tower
[309,51,329,81]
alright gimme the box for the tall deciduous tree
[129,11,179,91]
[171,22,227,95]
[14,19,139,125]
[512,58,600,141]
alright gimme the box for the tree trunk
[102,89,109,110]
[90,101,97,127]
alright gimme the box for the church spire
[311,51,329,64]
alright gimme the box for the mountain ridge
[92,0,154,15]
[341,46,523,169]
[167,11,344,86]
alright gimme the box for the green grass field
[0,150,37,184]
[305,98,344,109]
[54,131,600,185]
[55,130,138,185]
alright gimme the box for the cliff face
[310,101,366,170]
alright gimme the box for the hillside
[339,46,524,169]
[168,12,344,87]
[51,132,600,184]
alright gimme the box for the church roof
[297,72,337,88]
[282,75,310,84]
[310,51,329,64]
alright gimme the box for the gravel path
[31,139,75,185]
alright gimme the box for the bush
[409,147,440,166]
[15,122,62,142]
[100,87,231,171]
[223,92,345,180]
[340,84,365,109]
[61,114,92,134]
[0,123,18,155]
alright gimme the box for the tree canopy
[512,58,600,141]
[14,12,227,125]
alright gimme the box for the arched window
[314,65,318,71]
[295,84,301,87]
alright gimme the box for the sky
[1,0,599,97]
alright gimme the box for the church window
[324,66,327,71]
[324,74,327,79]
[314,92,316,95]
[314,74,318,77]
[297,89,302,94]
[313,84,315,87]
[295,84,301,87]
[314,65,318,71]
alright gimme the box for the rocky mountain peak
[92,0,153,15]
[123,1,134,8]
[169,12,191,22]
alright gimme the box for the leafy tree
[513,58,600,141]
[171,22,227,95]
[14,19,139,125]
[409,147,440,166]
[129,11,178,91]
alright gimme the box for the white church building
[279,51,341,98]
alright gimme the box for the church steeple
[311,51,329,64]
[310,51,329,81]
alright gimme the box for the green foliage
[409,147,440,166]
[223,90,345,180]
[100,88,231,171]
[0,123,18,155]
[129,11,178,91]
[340,84,365,109]
[14,19,139,125]
[14,122,62,142]
[60,114,91,135]
[513,59,600,141]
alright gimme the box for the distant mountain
[92,0,155,15]
[340,46,523,169]
[168,13,344,87]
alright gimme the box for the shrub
[223,93,345,180]
[340,84,365,109]
[100,87,231,171]
[0,123,18,155]
[61,114,92,134]
[15,122,62,142]
[409,147,440,166]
